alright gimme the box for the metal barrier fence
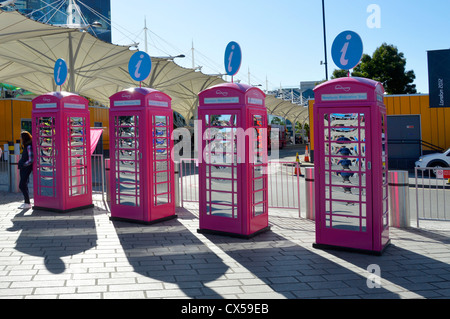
[179,159,301,214]
[0,151,9,191]
[1,152,105,203]
[179,158,199,204]
[91,154,106,205]
[415,167,450,227]
[267,161,301,215]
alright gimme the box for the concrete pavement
[1,191,450,300]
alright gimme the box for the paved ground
[1,191,450,300]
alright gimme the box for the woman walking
[18,131,33,209]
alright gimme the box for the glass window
[36,117,56,198]
[68,117,88,196]
[114,115,140,206]
[323,112,368,233]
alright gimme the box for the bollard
[14,142,20,155]
[305,167,315,220]
[3,143,8,159]
[8,141,14,155]
[174,163,180,207]
[388,170,410,228]
[105,158,110,202]
[9,154,20,193]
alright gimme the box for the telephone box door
[34,115,60,207]
[248,110,269,234]
[199,111,242,234]
[65,113,91,209]
[316,108,373,251]
[111,112,144,220]
[149,111,174,216]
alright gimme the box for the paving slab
[1,191,450,301]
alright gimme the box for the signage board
[54,58,68,86]
[331,31,363,70]
[224,41,242,76]
[428,49,450,108]
[128,51,152,82]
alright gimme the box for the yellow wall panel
[308,100,314,150]
[0,101,11,147]
[384,97,394,115]
[399,96,411,115]
[89,107,110,151]
[12,100,32,143]
[0,100,12,147]
[410,94,421,115]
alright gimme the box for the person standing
[18,131,33,209]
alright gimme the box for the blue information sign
[128,51,152,82]
[331,31,363,70]
[54,58,68,86]
[224,41,242,76]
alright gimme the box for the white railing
[0,151,9,191]
[415,167,450,227]
[91,154,106,206]
[179,159,301,215]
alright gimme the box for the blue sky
[110,0,450,94]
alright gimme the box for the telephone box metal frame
[32,92,93,213]
[312,77,390,255]
[197,83,270,238]
[109,87,176,225]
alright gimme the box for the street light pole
[322,0,328,81]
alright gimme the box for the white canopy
[0,10,308,123]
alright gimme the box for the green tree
[332,43,417,94]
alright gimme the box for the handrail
[388,139,444,153]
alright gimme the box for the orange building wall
[0,99,110,152]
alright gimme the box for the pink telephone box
[197,83,270,238]
[109,88,176,224]
[313,77,390,255]
[32,92,93,212]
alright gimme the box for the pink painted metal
[197,83,270,238]
[109,88,176,224]
[313,77,390,254]
[32,92,93,212]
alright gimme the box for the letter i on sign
[134,54,144,79]
[340,35,352,67]
[228,45,235,73]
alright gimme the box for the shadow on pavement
[7,207,98,274]
[112,208,229,299]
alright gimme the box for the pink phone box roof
[32,91,88,111]
[199,83,266,109]
[314,77,385,105]
[109,87,172,109]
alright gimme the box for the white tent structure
[0,9,309,123]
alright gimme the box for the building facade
[13,0,111,42]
